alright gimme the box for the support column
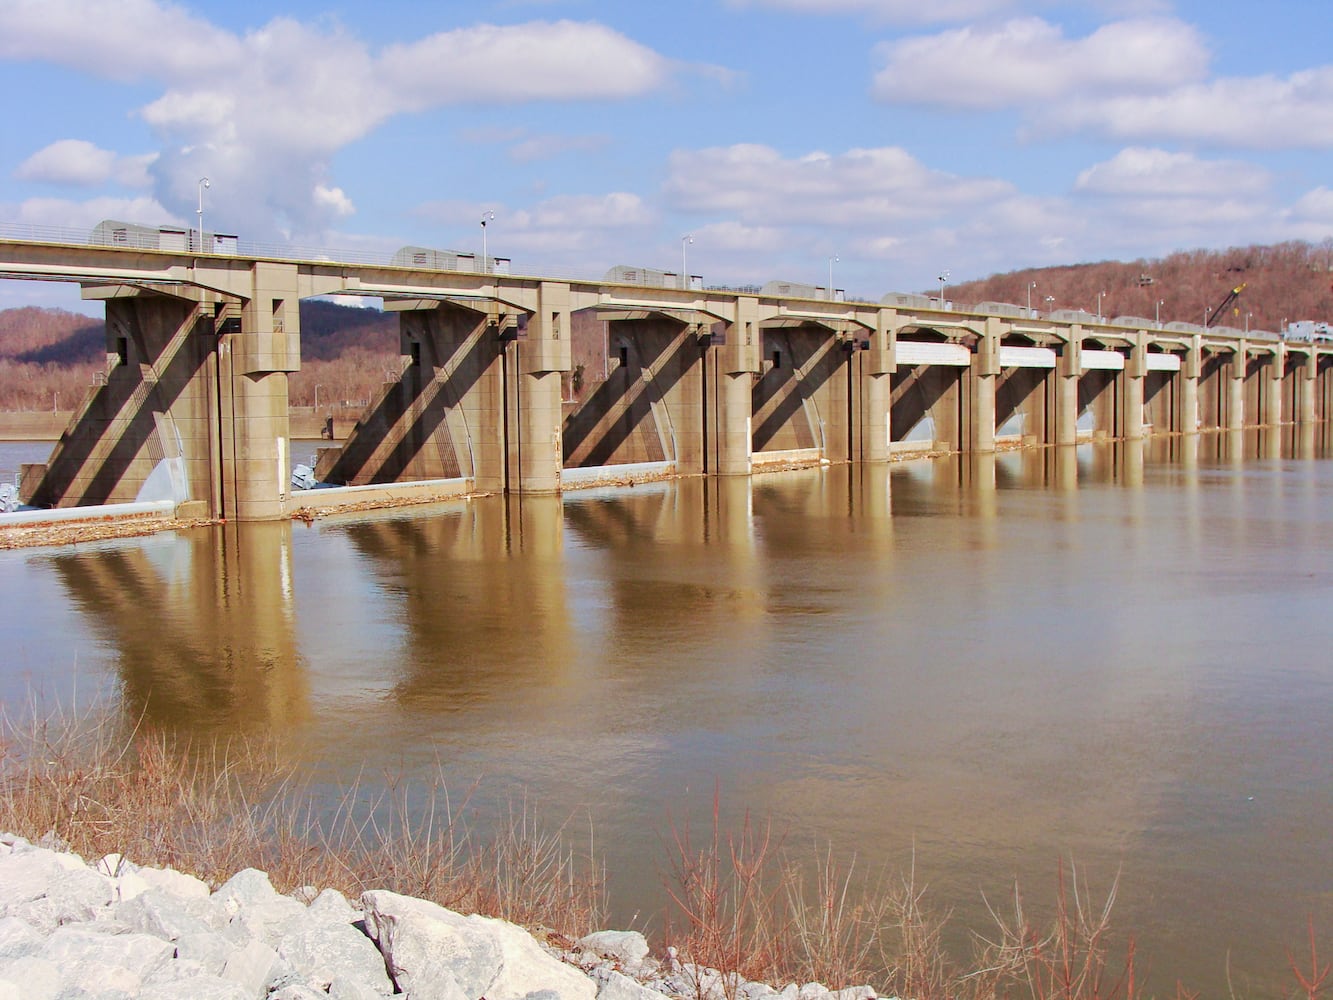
[1121,333,1146,440]
[714,296,760,475]
[1225,345,1246,430]
[1180,336,1201,435]
[1299,351,1318,424]
[229,261,300,520]
[858,309,896,463]
[516,281,571,493]
[1054,328,1081,446]
[967,318,1000,453]
[1265,345,1285,425]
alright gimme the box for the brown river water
[2,430,1331,995]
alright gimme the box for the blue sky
[1,0,1331,312]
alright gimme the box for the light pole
[1155,299,1164,326]
[196,177,210,252]
[938,270,949,309]
[682,234,693,290]
[1096,289,1106,322]
[1027,281,1036,317]
[1245,312,1252,333]
[1044,294,1055,314]
[829,254,839,300]
[314,384,323,411]
[480,211,495,273]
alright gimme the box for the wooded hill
[946,240,1333,331]
[1,241,1330,412]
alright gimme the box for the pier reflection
[49,522,307,730]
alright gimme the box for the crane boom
[1204,283,1245,328]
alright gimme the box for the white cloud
[872,17,1208,110]
[1053,69,1333,148]
[665,143,1012,226]
[1075,149,1271,198]
[14,140,157,189]
[508,134,611,163]
[313,185,356,218]
[15,140,116,185]
[872,16,1333,150]
[0,2,686,242]
[726,0,1021,24]
[14,195,177,230]
[0,0,242,81]
[381,22,669,105]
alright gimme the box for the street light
[829,254,839,301]
[938,270,950,309]
[196,177,210,252]
[1245,311,1252,333]
[1044,294,1055,313]
[480,211,495,273]
[1027,281,1037,317]
[1096,289,1106,322]
[1155,299,1164,326]
[682,234,693,290]
[314,384,323,411]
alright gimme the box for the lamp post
[829,254,839,301]
[196,177,210,252]
[938,270,950,309]
[1156,299,1164,326]
[682,234,693,290]
[1027,281,1036,317]
[480,211,495,273]
[1245,312,1252,333]
[314,384,323,412]
[1044,295,1055,314]
[1096,289,1106,322]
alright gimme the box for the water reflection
[3,432,1332,996]
[47,522,307,730]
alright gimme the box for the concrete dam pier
[3,234,1332,521]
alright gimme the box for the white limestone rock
[137,865,211,901]
[0,955,60,1000]
[0,850,73,910]
[0,917,43,960]
[274,902,393,996]
[213,868,282,917]
[40,925,175,997]
[580,931,651,969]
[595,969,669,1000]
[139,975,252,1000]
[362,890,596,1000]
[175,929,237,976]
[117,886,220,941]
[5,864,116,933]
[219,936,281,997]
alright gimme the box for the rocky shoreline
[0,832,881,1000]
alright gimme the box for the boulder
[5,865,116,934]
[137,866,211,901]
[40,925,174,997]
[117,887,220,941]
[0,955,59,1000]
[219,937,281,997]
[596,969,670,1000]
[138,974,253,1000]
[0,917,43,960]
[362,890,596,1000]
[580,931,651,969]
[274,902,393,996]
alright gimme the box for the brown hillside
[0,299,399,411]
[946,240,1333,332]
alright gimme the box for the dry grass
[0,700,604,936]
[3,703,1328,1000]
